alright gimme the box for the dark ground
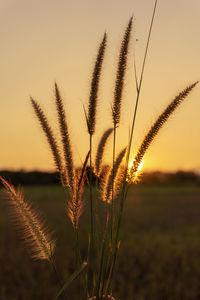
[1,185,200,300]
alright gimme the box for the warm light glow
[128,158,144,182]
[138,161,144,172]
[128,158,144,172]
[0,1,199,171]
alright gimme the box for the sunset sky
[0,0,200,172]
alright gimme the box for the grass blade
[55,262,87,299]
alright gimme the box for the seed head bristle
[129,81,198,180]
[101,147,126,203]
[30,97,65,184]
[88,33,107,135]
[66,185,83,230]
[54,83,75,190]
[0,177,55,261]
[95,128,113,177]
[112,17,133,126]
[66,151,90,229]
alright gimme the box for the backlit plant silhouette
[1,1,198,299]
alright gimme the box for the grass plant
[0,1,199,299]
[86,33,107,248]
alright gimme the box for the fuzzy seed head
[88,33,107,135]
[66,151,90,229]
[129,82,198,181]
[0,177,55,261]
[54,83,75,190]
[95,128,113,177]
[112,17,133,126]
[101,147,126,203]
[30,97,64,183]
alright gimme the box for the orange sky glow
[0,0,200,173]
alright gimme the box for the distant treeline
[0,169,199,186]
[139,171,200,186]
[0,170,60,186]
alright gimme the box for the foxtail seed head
[54,83,75,190]
[101,147,126,203]
[87,33,107,135]
[0,177,55,261]
[112,17,133,126]
[95,128,113,177]
[30,97,65,184]
[129,82,198,181]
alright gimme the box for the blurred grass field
[1,184,200,299]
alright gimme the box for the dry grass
[1,4,199,299]
[55,82,75,191]
[112,17,133,126]
[0,177,55,261]
[101,148,126,204]
[87,33,107,136]
[95,128,113,177]
[129,82,198,182]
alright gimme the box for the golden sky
[0,0,200,172]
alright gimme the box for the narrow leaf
[55,262,87,299]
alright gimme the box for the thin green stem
[84,272,88,300]
[50,257,68,300]
[61,186,81,266]
[104,240,120,297]
[129,0,158,154]
[74,229,83,300]
[100,250,110,298]
[105,185,127,294]
[111,123,116,243]
[89,134,94,247]
[106,0,158,292]
[84,234,91,300]
[94,174,101,258]
[75,228,82,265]
[96,215,109,299]
[89,134,96,298]
[55,262,87,300]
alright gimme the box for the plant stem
[106,0,158,292]
[105,184,127,295]
[74,229,83,300]
[89,134,94,247]
[50,257,68,300]
[89,134,96,297]
[100,249,110,298]
[96,215,109,299]
[94,174,101,258]
[75,228,82,265]
[111,123,116,243]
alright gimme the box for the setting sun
[1,1,200,299]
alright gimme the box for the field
[1,184,200,299]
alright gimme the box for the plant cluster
[1,1,198,299]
